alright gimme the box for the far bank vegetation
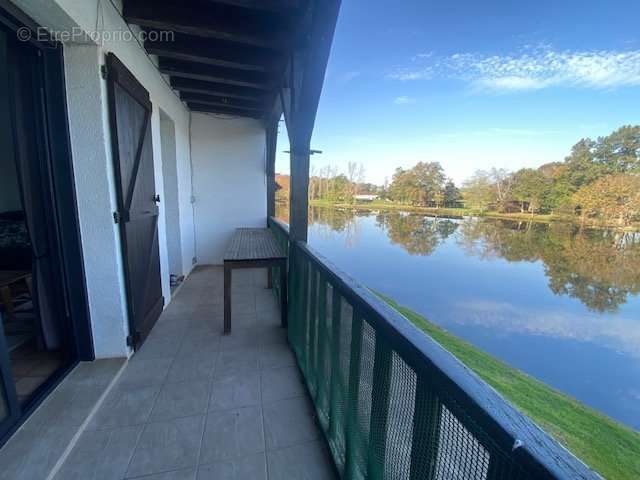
[276,125,640,228]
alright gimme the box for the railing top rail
[267,217,600,480]
[269,217,290,236]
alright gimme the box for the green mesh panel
[268,222,537,480]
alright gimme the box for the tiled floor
[53,266,336,480]
[0,358,126,480]
[10,341,65,404]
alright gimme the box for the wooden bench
[223,228,287,334]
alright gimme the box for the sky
[274,0,640,186]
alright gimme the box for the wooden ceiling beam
[145,35,280,72]
[187,102,262,119]
[169,78,268,101]
[124,0,290,50]
[159,59,273,90]
[201,0,302,14]
[179,92,265,111]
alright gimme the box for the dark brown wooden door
[106,53,163,350]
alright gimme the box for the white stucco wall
[10,0,197,357]
[9,0,266,357]
[160,111,183,278]
[191,114,267,264]
[63,44,129,358]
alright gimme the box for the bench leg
[280,261,287,328]
[224,264,231,334]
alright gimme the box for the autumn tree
[415,161,446,206]
[572,174,640,226]
[548,126,640,210]
[443,180,462,207]
[489,168,514,212]
[388,167,420,204]
[328,174,352,202]
[462,171,495,211]
[594,125,640,174]
[388,162,446,206]
[511,168,552,214]
[347,161,365,201]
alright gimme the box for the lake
[288,206,640,431]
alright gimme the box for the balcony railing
[268,216,598,480]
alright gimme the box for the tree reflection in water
[308,207,365,247]
[375,212,459,255]
[456,218,640,313]
[299,206,640,314]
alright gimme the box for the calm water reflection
[298,206,640,431]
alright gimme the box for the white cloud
[412,51,434,61]
[475,76,549,91]
[454,300,640,358]
[390,69,435,81]
[388,46,640,92]
[393,95,416,105]
[340,71,361,83]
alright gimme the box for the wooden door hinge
[113,211,130,224]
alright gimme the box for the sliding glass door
[0,11,90,442]
[0,30,20,438]
[0,314,19,439]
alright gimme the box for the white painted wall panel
[160,111,183,278]
[63,44,129,358]
[191,114,267,265]
[10,0,197,357]
[9,0,263,357]
[176,118,196,273]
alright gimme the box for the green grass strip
[379,293,640,480]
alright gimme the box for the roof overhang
[123,0,340,127]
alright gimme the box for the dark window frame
[0,0,94,445]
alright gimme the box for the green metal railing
[267,217,598,480]
[269,217,289,305]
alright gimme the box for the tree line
[461,126,640,226]
[276,125,639,226]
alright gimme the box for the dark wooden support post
[280,0,340,243]
[289,144,310,242]
[266,119,278,220]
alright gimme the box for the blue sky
[275,0,640,185]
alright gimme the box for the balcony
[0,221,601,479]
[267,218,599,480]
[0,1,605,478]
[1,266,335,479]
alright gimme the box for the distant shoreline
[301,200,640,231]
